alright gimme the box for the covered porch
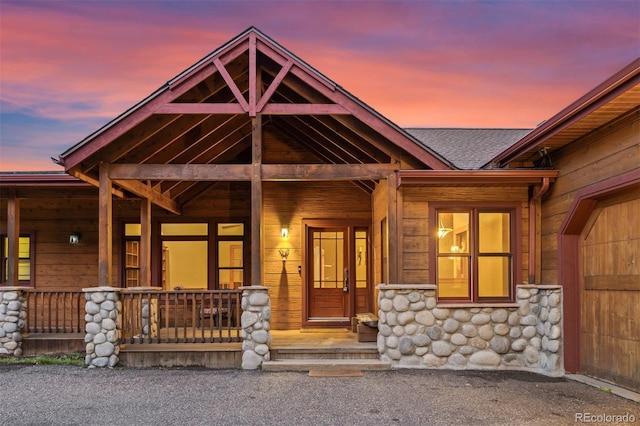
[48,27,447,337]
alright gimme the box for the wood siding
[399,186,530,285]
[1,194,100,290]
[263,181,372,330]
[580,198,640,391]
[541,112,639,284]
[0,183,253,290]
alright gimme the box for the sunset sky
[1,0,638,171]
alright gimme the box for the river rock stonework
[240,286,271,370]
[84,287,121,368]
[0,287,28,357]
[377,284,563,376]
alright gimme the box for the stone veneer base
[377,284,563,377]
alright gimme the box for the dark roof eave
[0,172,89,187]
[396,169,559,188]
[491,58,640,167]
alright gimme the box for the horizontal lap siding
[0,197,100,290]
[0,182,252,291]
[400,186,529,285]
[263,181,372,330]
[540,113,639,285]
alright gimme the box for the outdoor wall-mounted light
[281,227,289,239]
[69,233,81,244]
[278,248,290,264]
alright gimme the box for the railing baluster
[23,289,241,345]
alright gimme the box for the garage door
[581,197,639,392]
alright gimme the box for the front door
[303,221,371,327]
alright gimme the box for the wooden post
[251,115,263,286]
[6,190,20,285]
[387,172,398,284]
[248,32,257,117]
[99,163,113,287]
[140,192,152,287]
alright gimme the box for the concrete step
[262,358,392,372]
[271,346,379,360]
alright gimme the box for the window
[433,206,516,302]
[1,233,34,285]
[121,221,247,290]
[124,224,141,288]
[217,223,244,290]
[161,223,208,290]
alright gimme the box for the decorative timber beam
[154,104,245,114]
[256,60,293,112]
[69,168,125,198]
[153,103,348,115]
[107,163,396,181]
[109,164,252,181]
[113,179,182,215]
[261,163,397,180]
[213,57,249,112]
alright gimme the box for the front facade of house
[1,29,637,390]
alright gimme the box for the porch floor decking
[119,328,371,351]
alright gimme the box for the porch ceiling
[59,27,451,210]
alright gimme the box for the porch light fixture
[281,227,289,239]
[69,233,80,244]
[278,248,290,264]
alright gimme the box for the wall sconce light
[69,233,81,244]
[281,227,289,239]
[278,248,290,264]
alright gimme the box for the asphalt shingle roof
[405,128,533,170]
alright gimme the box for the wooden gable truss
[57,27,451,287]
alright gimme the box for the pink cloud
[0,1,638,170]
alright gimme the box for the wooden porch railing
[120,290,242,344]
[24,290,85,334]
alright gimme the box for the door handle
[343,268,349,292]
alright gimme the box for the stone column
[0,287,28,357]
[83,287,121,368]
[239,286,271,370]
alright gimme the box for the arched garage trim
[558,169,640,372]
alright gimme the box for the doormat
[299,328,351,333]
[308,369,363,377]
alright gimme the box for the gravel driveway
[1,365,638,425]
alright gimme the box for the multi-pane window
[124,224,141,287]
[1,234,33,285]
[121,221,246,290]
[313,230,344,289]
[355,229,367,289]
[217,223,244,290]
[435,208,514,302]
